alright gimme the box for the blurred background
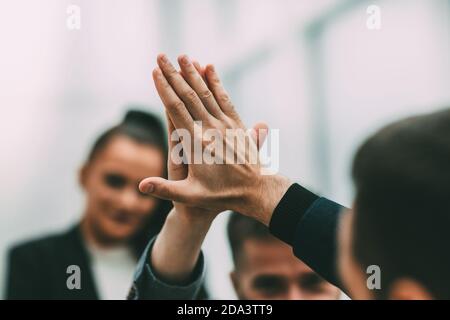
[0,0,449,299]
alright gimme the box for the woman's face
[80,135,165,244]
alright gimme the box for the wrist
[151,208,208,285]
[169,206,217,229]
[242,175,292,226]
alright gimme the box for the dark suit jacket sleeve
[269,183,346,290]
[128,236,205,300]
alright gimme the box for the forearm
[150,208,214,284]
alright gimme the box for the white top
[87,244,137,300]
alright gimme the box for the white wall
[321,0,450,205]
[0,0,448,299]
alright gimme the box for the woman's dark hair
[351,107,450,299]
[87,108,172,255]
[88,109,167,162]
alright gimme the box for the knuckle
[187,67,197,76]
[227,102,236,112]
[158,183,168,196]
[211,75,221,84]
[219,93,231,104]
[200,89,213,100]
[169,100,185,111]
[185,90,198,104]
[166,69,178,81]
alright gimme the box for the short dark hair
[352,107,450,299]
[227,212,276,266]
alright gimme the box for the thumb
[139,177,190,203]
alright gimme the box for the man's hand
[164,113,218,225]
[140,54,292,225]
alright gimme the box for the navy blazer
[269,183,346,290]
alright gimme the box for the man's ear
[388,278,433,300]
[79,163,90,190]
[230,270,243,299]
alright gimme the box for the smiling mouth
[109,211,135,225]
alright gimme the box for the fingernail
[160,54,168,63]
[142,183,154,193]
[181,55,190,65]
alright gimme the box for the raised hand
[140,54,291,225]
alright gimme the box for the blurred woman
[5,109,206,299]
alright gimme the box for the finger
[139,177,191,203]
[251,122,269,150]
[180,62,204,81]
[178,55,224,119]
[166,111,179,151]
[165,111,188,180]
[153,68,193,133]
[192,60,206,82]
[157,54,212,122]
[205,64,242,124]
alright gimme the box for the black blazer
[6,225,100,299]
[269,183,345,291]
[5,224,209,300]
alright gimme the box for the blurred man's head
[228,213,340,300]
[79,109,167,246]
[339,108,450,300]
